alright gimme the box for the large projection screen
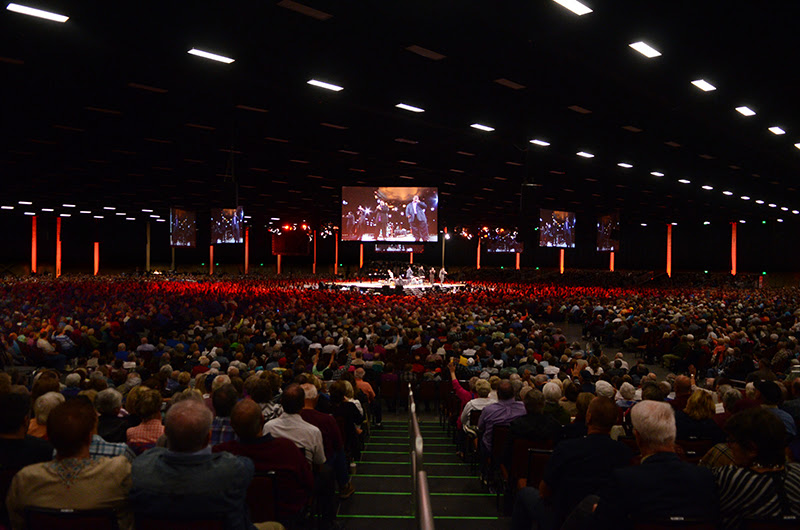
[597,212,620,251]
[342,187,438,242]
[210,207,244,244]
[539,209,576,248]
[170,208,197,248]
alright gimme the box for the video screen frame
[211,206,244,244]
[539,209,576,248]
[341,187,438,242]
[170,208,197,248]
[483,229,523,253]
[597,212,620,252]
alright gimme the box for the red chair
[246,471,277,523]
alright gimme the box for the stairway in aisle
[338,413,508,529]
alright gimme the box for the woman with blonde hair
[674,390,725,443]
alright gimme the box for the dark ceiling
[3,0,800,230]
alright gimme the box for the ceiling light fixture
[723,191,733,196]
[629,41,661,58]
[103,207,115,210]
[307,79,343,92]
[795,143,800,150]
[640,223,647,227]
[1,206,14,210]
[702,185,713,190]
[24,212,35,216]
[768,203,777,208]
[188,48,235,64]
[396,103,424,113]
[691,79,716,92]
[650,171,664,177]
[703,221,711,225]
[6,3,68,23]
[756,200,765,204]
[781,206,789,211]
[470,123,494,132]
[18,201,32,205]
[678,179,691,184]
[576,151,594,158]
[793,210,800,215]
[741,196,751,200]
[80,210,91,214]
[769,126,786,135]
[735,106,756,116]
[530,139,550,146]
[739,220,747,224]
[62,203,75,208]
[617,162,633,168]
[93,215,104,219]
[142,209,153,213]
[778,219,784,223]
[552,0,593,16]
[60,213,70,217]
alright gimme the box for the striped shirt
[713,463,800,529]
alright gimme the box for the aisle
[338,414,507,529]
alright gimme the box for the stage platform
[322,280,467,294]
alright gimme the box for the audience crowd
[1,274,800,529]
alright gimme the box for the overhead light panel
[617,162,633,168]
[678,179,691,184]
[60,213,70,217]
[396,103,424,113]
[530,139,550,147]
[640,223,647,227]
[103,206,116,210]
[768,203,777,208]
[741,196,751,200]
[6,3,69,23]
[552,0,593,16]
[723,191,733,196]
[18,201,32,205]
[1,206,14,210]
[24,212,35,216]
[778,219,784,223]
[781,206,789,211]
[769,126,786,135]
[307,79,343,92]
[41,208,54,212]
[793,210,799,215]
[62,203,75,208]
[126,217,135,221]
[93,215,104,219]
[470,123,494,132]
[735,106,756,117]
[80,210,91,214]
[650,171,664,177]
[576,151,594,158]
[188,48,235,64]
[756,200,765,204]
[629,41,662,58]
[739,220,747,224]
[703,221,711,225]
[702,185,713,190]
[142,209,153,213]
[691,79,716,92]
[795,143,800,150]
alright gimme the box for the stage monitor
[170,208,196,248]
[597,212,620,252]
[484,230,523,253]
[211,207,244,244]
[341,186,438,242]
[539,209,576,248]
[374,243,424,253]
[272,231,311,256]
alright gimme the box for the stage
[320,280,467,294]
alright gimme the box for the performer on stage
[439,267,447,284]
[356,206,369,240]
[374,199,389,240]
[405,195,429,242]
[429,267,435,284]
[344,211,355,237]
[406,265,414,280]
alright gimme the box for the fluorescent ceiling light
[739,220,746,224]
[778,219,784,223]
[470,123,494,132]
[103,206,115,210]
[795,143,800,150]
[756,200,765,204]
[678,179,691,184]
[530,139,550,146]
[115,212,126,216]
[640,223,647,227]
[60,214,70,217]
[793,210,800,215]
[741,196,750,200]
[126,218,135,221]
[781,206,789,211]
[62,203,76,208]
[552,0,593,16]
[650,171,664,177]
[702,185,713,190]
[723,191,733,196]
[1,206,14,210]
[150,214,160,218]
[671,223,678,226]
[307,79,343,92]
[24,212,35,216]
[396,103,424,113]
[735,106,756,116]
[769,126,786,135]
[80,210,91,214]
[629,41,661,58]
[18,201,32,205]
[271,217,280,221]
[188,48,235,64]
[156,219,166,222]
[142,209,153,213]
[617,162,633,168]
[93,215,104,219]
[703,221,711,225]
[769,203,777,208]
[41,208,54,212]
[576,151,594,158]
[6,3,68,23]
[691,79,716,92]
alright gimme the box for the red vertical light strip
[94,242,99,276]
[476,238,481,270]
[313,230,317,275]
[244,227,250,275]
[731,222,737,276]
[359,243,364,269]
[410,251,413,264]
[277,254,282,275]
[666,224,672,278]
[610,251,615,272]
[559,248,565,275]
[31,216,37,274]
[334,230,339,275]
[55,217,62,278]
[209,245,214,275]
[515,252,520,270]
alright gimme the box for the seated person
[504,388,562,466]
[130,399,257,530]
[95,388,130,443]
[674,390,726,443]
[125,388,164,453]
[6,398,133,530]
[713,407,800,527]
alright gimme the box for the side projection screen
[485,231,523,253]
[211,207,244,244]
[342,187,438,242]
[170,208,196,248]
[597,212,620,252]
[539,209,576,248]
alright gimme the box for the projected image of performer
[405,195,429,242]
[356,206,370,240]
[344,211,355,237]
[374,199,389,239]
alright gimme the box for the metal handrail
[408,384,435,530]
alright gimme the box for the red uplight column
[334,230,339,275]
[731,222,737,276]
[244,227,250,275]
[312,230,317,275]
[476,238,481,270]
[277,254,282,275]
[666,224,673,278]
[610,251,615,272]
[55,217,62,278]
[31,216,37,274]
[410,251,413,264]
[559,249,565,275]
[359,244,364,269]
[94,242,100,276]
[209,245,214,275]
[515,252,520,270]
